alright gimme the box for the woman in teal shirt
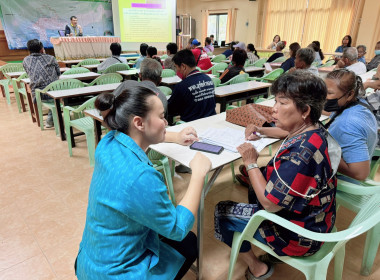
[76,84,211,279]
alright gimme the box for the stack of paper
[199,127,276,153]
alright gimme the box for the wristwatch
[246,163,259,172]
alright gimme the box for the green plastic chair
[157,86,172,96]
[100,63,130,74]
[336,177,380,276]
[10,73,29,114]
[369,148,380,180]
[211,54,226,63]
[0,63,24,104]
[147,149,176,205]
[160,54,168,60]
[253,58,267,68]
[227,188,380,280]
[62,67,90,75]
[219,73,249,87]
[321,60,335,67]
[72,58,100,68]
[211,77,221,87]
[207,52,213,56]
[312,61,320,67]
[35,79,85,136]
[63,96,97,166]
[271,56,286,63]
[161,69,176,78]
[249,68,284,83]
[85,73,123,87]
[198,62,228,77]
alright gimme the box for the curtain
[303,0,356,53]
[201,10,209,44]
[263,0,307,49]
[226,8,238,42]
[262,0,359,52]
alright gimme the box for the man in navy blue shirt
[168,49,216,123]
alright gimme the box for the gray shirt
[97,56,127,72]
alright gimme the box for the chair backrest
[261,68,284,82]
[62,67,90,75]
[253,58,267,68]
[160,54,168,60]
[271,56,286,63]
[211,77,221,87]
[211,54,226,63]
[157,86,172,96]
[321,60,335,67]
[211,62,228,76]
[222,73,249,86]
[73,58,101,68]
[0,63,24,74]
[42,78,85,93]
[311,61,320,67]
[101,63,130,74]
[161,69,176,78]
[87,73,123,86]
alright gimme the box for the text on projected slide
[119,0,172,42]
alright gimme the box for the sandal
[245,262,274,280]
[235,174,251,188]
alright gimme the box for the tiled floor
[1,94,379,280]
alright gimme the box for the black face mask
[324,94,347,112]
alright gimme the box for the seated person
[280,42,300,72]
[219,49,247,84]
[266,41,285,63]
[247,43,259,65]
[357,45,367,64]
[267,34,281,50]
[135,43,148,69]
[168,49,216,122]
[163,42,178,71]
[217,71,338,279]
[186,37,195,50]
[97,43,127,73]
[324,69,378,181]
[23,39,60,128]
[335,47,367,75]
[112,58,168,117]
[335,35,352,53]
[190,39,213,73]
[210,34,218,46]
[203,37,214,53]
[146,46,163,67]
[233,42,246,51]
[65,16,83,37]
[222,41,236,58]
[366,41,380,71]
[75,85,212,279]
[289,47,319,76]
[309,41,324,66]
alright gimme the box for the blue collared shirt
[76,131,195,279]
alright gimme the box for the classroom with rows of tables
[1,0,380,279]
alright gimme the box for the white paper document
[199,127,277,153]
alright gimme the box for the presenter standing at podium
[65,16,83,37]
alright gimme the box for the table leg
[196,166,224,280]
[55,99,66,141]
[219,99,227,113]
[25,84,37,124]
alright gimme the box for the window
[207,14,228,45]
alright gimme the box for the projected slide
[118,0,173,43]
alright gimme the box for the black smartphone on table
[190,141,224,155]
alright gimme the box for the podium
[50,36,121,61]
